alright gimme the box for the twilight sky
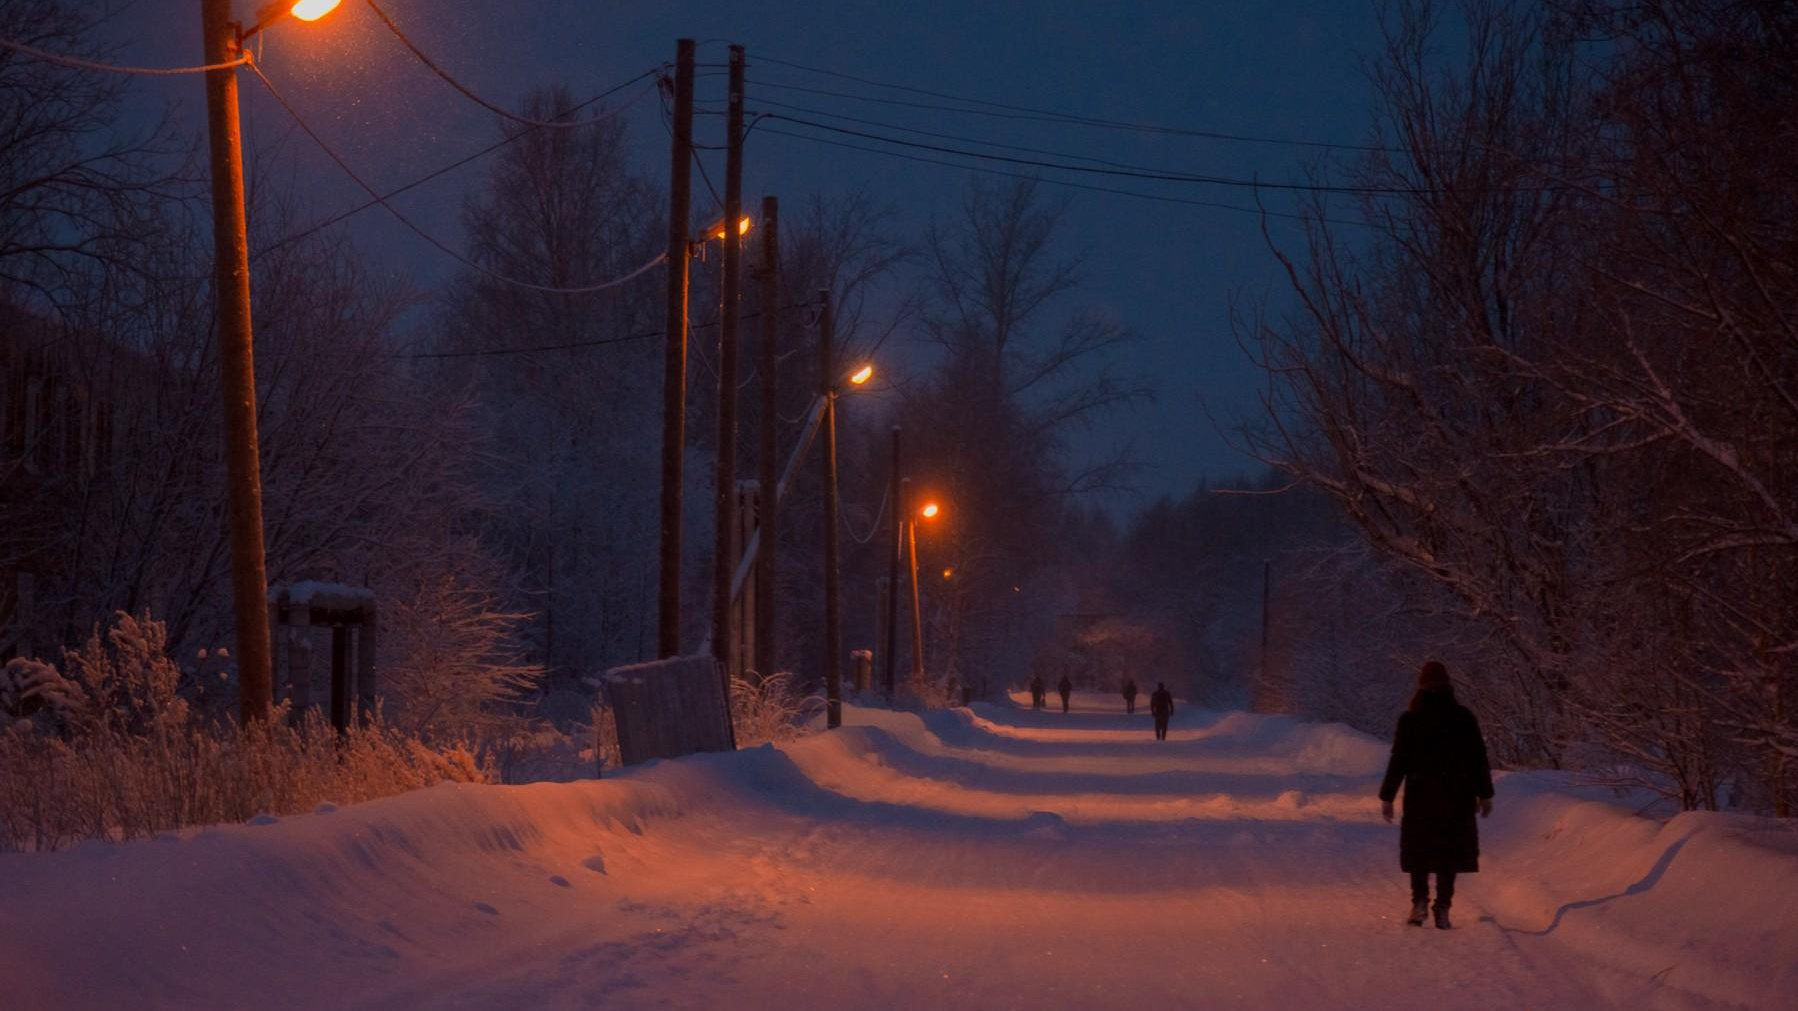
[111,0,1392,514]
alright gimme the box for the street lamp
[200,0,341,724]
[701,215,754,244]
[902,484,945,682]
[238,0,341,41]
[848,364,873,386]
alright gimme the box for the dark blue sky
[114,0,1391,514]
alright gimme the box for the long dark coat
[1150,688,1174,719]
[1378,691,1495,874]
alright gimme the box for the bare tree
[431,85,664,688]
[0,0,183,309]
[899,177,1148,691]
[1246,0,1797,811]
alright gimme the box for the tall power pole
[657,38,695,658]
[201,0,272,722]
[711,44,745,709]
[754,196,780,683]
[819,290,843,728]
[884,427,902,697]
[904,477,924,680]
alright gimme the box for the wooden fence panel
[605,654,732,765]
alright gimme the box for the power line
[253,66,664,258]
[657,88,725,212]
[755,126,1367,227]
[362,0,655,130]
[403,299,820,359]
[759,113,1451,196]
[0,35,248,75]
[405,329,653,359]
[248,60,668,295]
[749,97,1200,173]
[748,66,1400,154]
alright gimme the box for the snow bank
[1480,773,1798,1007]
[0,702,1793,1010]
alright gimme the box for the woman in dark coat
[1378,660,1494,929]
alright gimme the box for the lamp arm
[237,2,292,43]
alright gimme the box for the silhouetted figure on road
[1029,675,1046,711]
[1121,679,1138,714]
[1379,660,1495,930]
[1057,674,1072,713]
[1150,683,1174,740]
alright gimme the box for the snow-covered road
[4,694,1795,1010]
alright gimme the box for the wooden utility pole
[657,38,695,658]
[884,427,902,696]
[904,478,924,679]
[711,44,746,715]
[819,290,843,728]
[201,0,272,722]
[754,196,780,684]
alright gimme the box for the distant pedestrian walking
[1121,679,1138,715]
[1379,660,1495,930]
[1029,675,1046,711]
[1057,674,1073,713]
[1149,682,1174,740]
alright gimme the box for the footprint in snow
[473,902,499,915]
[549,875,572,888]
[583,854,608,875]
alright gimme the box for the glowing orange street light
[942,567,955,579]
[920,501,940,520]
[290,0,341,21]
[704,215,754,241]
[848,364,873,386]
[240,0,341,41]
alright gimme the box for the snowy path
[4,694,1795,1010]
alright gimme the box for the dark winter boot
[1407,900,1428,926]
[1433,903,1452,930]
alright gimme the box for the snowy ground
[3,693,1796,1011]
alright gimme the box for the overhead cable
[748,67,1400,154]
[0,35,248,75]
[362,0,653,130]
[759,113,1489,196]
[749,97,1204,173]
[249,60,667,295]
[255,66,664,258]
[755,126,1367,228]
[403,299,821,359]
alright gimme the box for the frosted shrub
[899,673,960,711]
[730,672,822,746]
[379,575,546,740]
[0,613,490,852]
[0,657,76,725]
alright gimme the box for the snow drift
[0,699,1792,1011]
